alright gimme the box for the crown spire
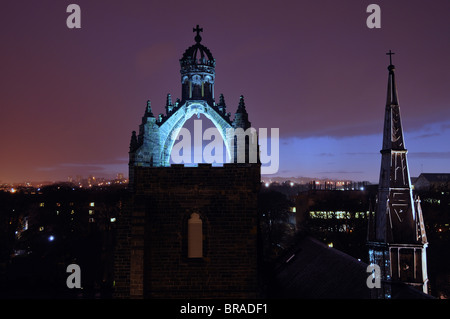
[180,26,215,105]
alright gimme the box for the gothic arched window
[188,213,203,258]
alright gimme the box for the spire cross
[386,50,395,65]
[193,25,203,42]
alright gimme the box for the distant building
[413,173,450,191]
[295,188,377,260]
[309,180,370,191]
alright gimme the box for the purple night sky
[1,0,449,183]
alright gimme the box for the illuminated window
[39,202,45,207]
[89,202,95,207]
[89,217,95,223]
[188,213,203,258]
[89,210,94,215]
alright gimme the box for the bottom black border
[2,298,446,318]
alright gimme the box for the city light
[48,235,55,242]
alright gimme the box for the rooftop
[269,232,433,299]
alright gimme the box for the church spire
[377,54,417,242]
[382,51,405,152]
[368,54,429,297]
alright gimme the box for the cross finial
[386,50,395,66]
[193,25,203,43]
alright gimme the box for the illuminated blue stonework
[114,27,261,299]
[128,26,254,187]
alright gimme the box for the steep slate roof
[417,173,450,183]
[269,233,432,299]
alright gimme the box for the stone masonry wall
[114,163,261,298]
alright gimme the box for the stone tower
[127,26,257,190]
[114,26,261,299]
[367,52,429,298]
